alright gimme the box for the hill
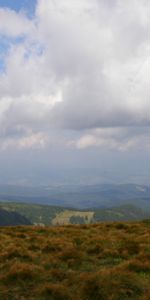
[0,202,149,225]
[0,208,31,226]
[94,204,148,222]
[0,221,150,299]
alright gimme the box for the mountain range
[0,183,150,209]
[0,183,150,225]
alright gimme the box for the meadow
[0,221,150,299]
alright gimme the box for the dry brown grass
[0,221,150,299]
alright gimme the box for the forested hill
[0,208,31,226]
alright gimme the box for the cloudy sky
[0,0,150,185]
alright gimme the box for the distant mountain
[0,208,32,226]
[1,183,150,210]
[0,202,149,225]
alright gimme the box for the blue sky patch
[0,0,37,17]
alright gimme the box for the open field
[0,221,150,299]
[52,210,94,225]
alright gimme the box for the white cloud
[68,127,150,151]
[1,132,48,151]
[0,8,35,37]
[68,128,137,151]
[1,0,150,150]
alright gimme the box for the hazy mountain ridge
[0,183,150,209]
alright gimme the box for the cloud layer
[1,0,150,151]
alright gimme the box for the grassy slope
[94,204,148,222]
[0,202,149,225]
[0,221,150,299]
[0,202,66,225]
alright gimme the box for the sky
[0,0,150,186]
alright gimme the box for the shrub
[60,247,82,261]
[142,219,150,225]
[81,270,144,300]
[39,283,71,300]
[109,271,145,299]
[80,273,106,300]
[1,262,39,284]
[118,239,140,256]
[127,259,150,273]
[50,268,67,281]
[87,244,103,255]
[115,223,128,230]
